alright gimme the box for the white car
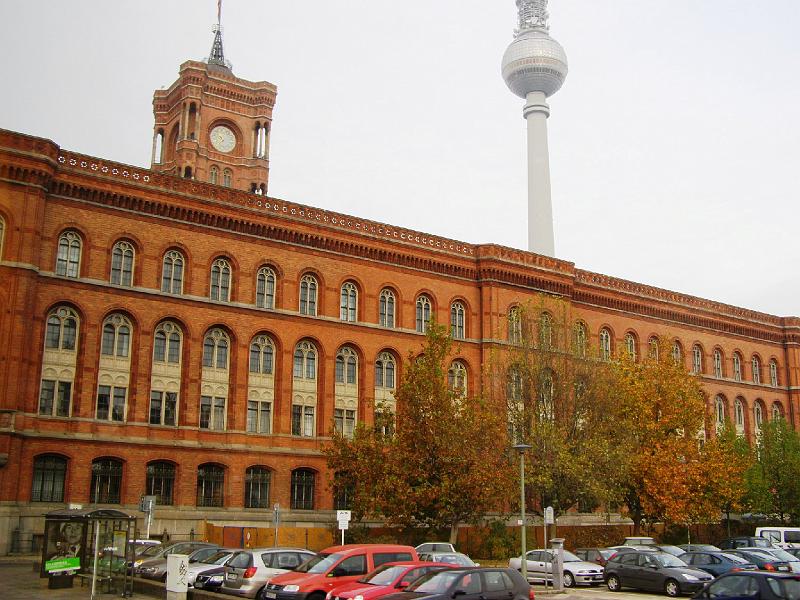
[415,542,456,553]
[509,548,604,587]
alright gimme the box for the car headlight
[284,585,300,592]
[681,574,699,581]
[354,595,364,600]
[134,560,144,567]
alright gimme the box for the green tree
[324,322,514,543]
[745,419,800,522]
[491,299,627,519]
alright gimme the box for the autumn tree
[323,322,514,543]
[490,298,628,519]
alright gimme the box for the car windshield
[655,554,687,567]
[434,554,474,566]
[722,553,749,564]
[768,549,799,562]
[140,545,164,558]
[558,551,581,562]
[202,551,233,565]
[407,571,462,594]
[658,546,685,557]
[294,553,340,574]
[599,550,616,559]
[359,565,407,585]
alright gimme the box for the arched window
[539,312,552,349]
[574,322,587,357]
[714,395,726,429]
[416,295,432,333]
[292,341,317,437]
[508,307,522,344]
[648,336,660,361]
[539,370,555,421]
[202,329,229,370]
[335,347,358,385]
[672,341,683,365]
[754,402,764,432]
[209,165,219,185]
[379,289,396,328]
[153,321,181,365]
[245,466,271,509]
[293,341,316,380]
[100,314,132,358]
[55,231,82,278]
[451,302,466,340]
[713,349,723,378]
[110,241,134,286]
[196,463,224,507]
[598,328,612,361]
[624,332,637,361]
[299,274,318,316]
[772,403,784,421]
[45,306,78,352]
[90,458,123,504]
[249,335,274,375]
[733,353,743,382]
[161,250,184,294]
[146,461,175,505]
[692,345,703,375]
[222,169,232,188]
[32,455,67,502]
[340,282,358,322]
[375,352,396,389]
[290,469,315,510]
[448,361,467,397]
[210,258,232,302]
[734,398,745,432]
[752,356,761,385]
[770,360,779,387]
[256,266,276,309]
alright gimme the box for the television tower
[501,0,568,257]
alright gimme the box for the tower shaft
[524,91,554,256]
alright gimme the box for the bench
[76,572,116,594]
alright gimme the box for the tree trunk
[449,522,459,546]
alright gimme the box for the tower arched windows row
[37,305,475,436]
[30,454,317,509]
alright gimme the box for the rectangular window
[56,382,71,417]
[333,409,355,438]
[167,337,180,364]
[292,405,314,437]
[154,336,166,362]
[149,391,177,426]
[247,401,272,434]
[291,404,302,435]
[96,385,111,420]
[149,391,162,425]
[112,387,126,421]
[200,396,226,430]
[39,380,55,416]
[304,406,315,437]
[96,386,126,422]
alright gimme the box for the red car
[326,562,452,600]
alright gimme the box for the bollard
[550,538,565,592]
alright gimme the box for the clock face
[210,125,236,153]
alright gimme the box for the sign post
[336,510,351,546]
[543,506,554,588]
[273,503,280,547]
[140,495,156,539]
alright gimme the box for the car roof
[321,544,416,556]
[243,547,312,553]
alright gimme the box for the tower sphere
[501,28,568,99]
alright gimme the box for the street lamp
[513,443,532,584]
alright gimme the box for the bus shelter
[42,507,135,596]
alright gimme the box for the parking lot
[1,560,669,600]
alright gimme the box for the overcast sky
[2,1,798,317]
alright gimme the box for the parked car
[222,547,316,599]
[681,551,758,576]
[607,545,658,556]
[195,566,227,592]
[692,570,800,600]
[136,543,220,581]
[418,552,476,567]
[678,544,720,553]
[755,527,800,549]
[623,537,657,546]
[745,547,800,573]
[415,543,456,554]
[724,549,793,573]
[509,548,604,587]
[379,567,534,600]
[186,548,238,587]
[718,536,775,550]
[325,561,453,600]
[575,548,616,567]
[263,544,418,600]
[131,540,216,571]
[603,549,713,597]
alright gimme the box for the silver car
[135,543,219,581]
[222,547,315,598]
[186,548,239,587]
[508,548,604,587]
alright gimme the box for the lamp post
[513,443,533,584]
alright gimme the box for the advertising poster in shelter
[44,520,85,573]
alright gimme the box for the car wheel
[607,574,621,592]
[664,579,680,597]
[563,572,575,588]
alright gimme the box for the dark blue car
[693,571,800,600]
[682,551,757,576]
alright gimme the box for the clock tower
[150,26,277,194]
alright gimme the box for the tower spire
[208,0,230,70]
[516,0,550,34]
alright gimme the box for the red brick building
[0,42,797,554]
